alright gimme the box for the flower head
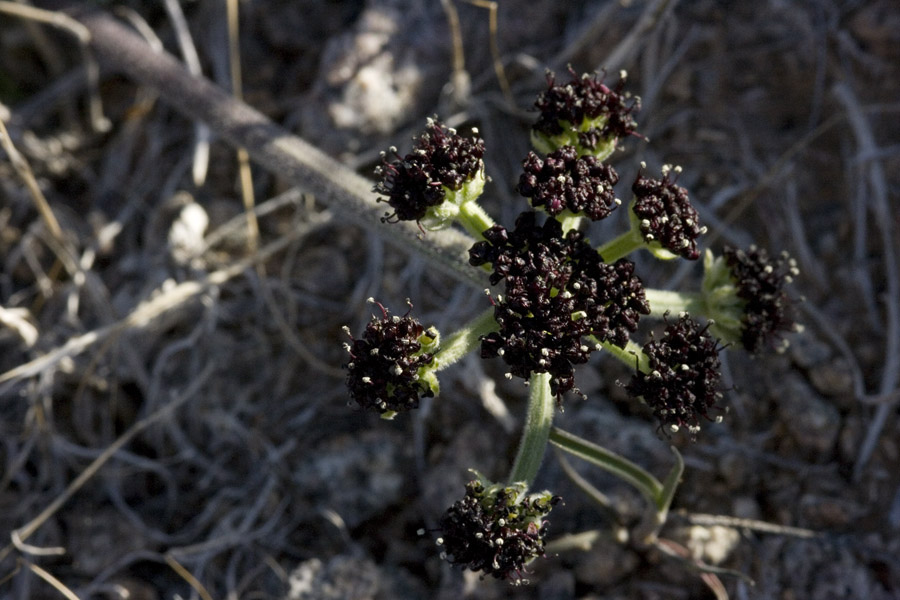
[702,245,801,353]
[517,146,620,221]
[343,300,439,418]
[531,69,640,159]
[625,314,724,437]
[630,164,706,260]
[438,474,560,582]
[373,118,485,229]
[469,212,649,401]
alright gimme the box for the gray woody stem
[58,3,483,288]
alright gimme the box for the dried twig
[0,119,65,249]
[23,562,80,600]
[57,4,483,289]
[676,511,819,539]
[226,0,260,252]
[0,214,319,392]
[0,0,108,132]
[834,82,900,480]
[460,0,513,107]
[161,0,211,188]
[0,363,215,564]
[165,554,214,600]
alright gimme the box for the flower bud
[469,212,649,402]
[343,300,439,418]
[373,118,485,230]
[702,245,801,353]
[438,472,560,582]
[626,314,724,438]
[518,146,620,221]
[531,69,640,160]
[630,164,706,260]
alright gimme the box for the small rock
[538,570,575,600]
[838,414,865,465]
[776,373,841,458]
[65,509,149,576]
[670,525,741,565]
[292,429,406,528]
[297,1,446,156]
[789,334,832,370]
[717,451,749,489]
[808,358,855,401]
[799,494,867,529]
[572,537,639,587]
[286,556,380,600]
[731,496,762,521]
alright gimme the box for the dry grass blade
[23,562,80,600]
[3,2,898,597]
[440,0,471,108]
[593,0,674,74]
[0,221,311,392]
[654,537,751,593]
[460,0,513,106]
[164,554,214,600]
[833,82,900,480]
[227,0,260,253]
[70,6,482,288]
[0,1,107,131]
[0,118,64,247]
[0,364,215,564]
[161,0,211,188]
[677,512,819,540]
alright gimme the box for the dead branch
[45,2,484,289]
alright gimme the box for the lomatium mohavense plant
[343,69,801,584]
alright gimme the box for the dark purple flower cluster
[517,146,620,220]
[438,479,559,581]
[632,166,705,260]
[373,118,485,223]
[469,212,650,401]
[343,303,436,415]
[532,69,640,152]
[724,245,800,353]
[626,314,723,437]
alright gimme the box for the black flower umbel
[703,245,800,353]
[531,69,640,159]
[438,475,560,582]
[343,300,439,417]
[469,212,650,400]
[518,146,620,221]
[373,118,486,229]
[626,314,723,437]
[631,164,706,260]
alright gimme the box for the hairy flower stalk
[469,211,650,403]
[598,164,707,262]
[425,305,499,372]
[343,300,439,418]
[625,314,724,437]
[437,473,560,582]
[509,372,555,485]
[531,69,640,160]
[373,118,491,236]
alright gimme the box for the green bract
[419,167,487,231]
[700,249,746,344]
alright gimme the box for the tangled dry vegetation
[1,1,899,598]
